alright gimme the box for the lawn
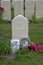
[0,23,43,65]
[29,23,43,44]
[0,23,11,43]
[0,49,43,65]
[0,23,43,44]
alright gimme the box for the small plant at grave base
[16,48,29,55]
[0,34,12,55]
[0,41,12,55]
[0,6,4,24]
[29,15,37,23]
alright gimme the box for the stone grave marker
[36,0,43,18]
[13,0,24,17]
[25,0,35,19]
[11,15,30,52]
[12,15,29,39]
[1,0,11,21]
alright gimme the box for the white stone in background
[1,0,11,21]
[36,0,43,18]
[13,0,24,17]
[25,0,35,19]
[2,0,10,1]
[11,39,20,53]
[12,15,29,39]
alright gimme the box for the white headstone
[36,0,43,18]
[12,15,29,39]
[25,0,35,19]
[13,0,24,17]
[1,0,11,21]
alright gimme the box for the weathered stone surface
[25,0,35,19]
[36,0,43,18]
[12,15,29,39]
[1,0,11,21]
[13,0,24,17]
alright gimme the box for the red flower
[0,7,4,12]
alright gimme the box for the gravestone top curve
[12,15,29,23]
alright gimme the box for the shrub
[29,15,37,23]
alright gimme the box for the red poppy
[0,7,4,12]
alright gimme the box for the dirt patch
[0,53,16,61]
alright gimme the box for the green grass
[0,23,11,51]
[0,49,43,65]
[0,23,43,65]
[0,23,11,41]
[29,23,43,44]
[0,12,2,23]
[0,23,12,55]
[0,23,43,44]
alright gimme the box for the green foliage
[0,22,43,55]
[29,23,43,44]
[0,12,2,24]
[11,6,14,19]
[0,48,43,65]
[32,16,36,23]
[16,48,29,55]
[0,22,11,55]
[29,15,43,23]
[29,15,37,23]
[0,23,43,65]
[37,18,43,23]
[0,38,11,55]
